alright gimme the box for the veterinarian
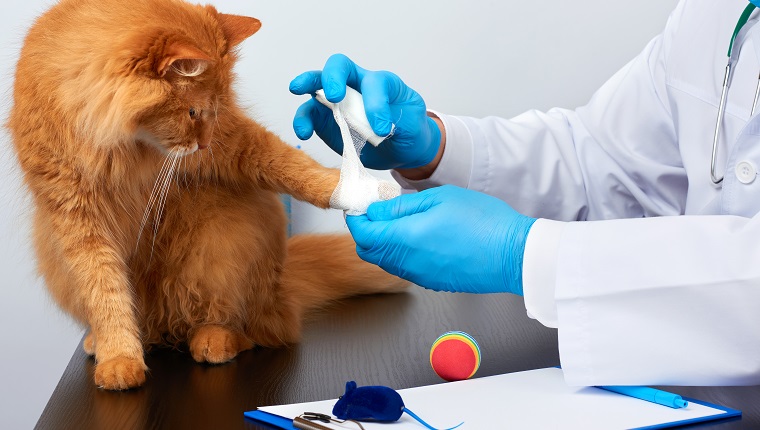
[290,0,760,386]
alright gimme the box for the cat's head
[68,1,261,154]
[131,12,261,156]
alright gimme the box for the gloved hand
[345,185,538,295]
[289,53,441,170]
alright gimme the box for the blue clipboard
[245,400,741,430]
[243,367,744,429]
[632,397,741,429]
[244,410,297,429]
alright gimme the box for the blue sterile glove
[345,185,538,295]
[289,53,441,170]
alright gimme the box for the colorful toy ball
[429,331,481,382]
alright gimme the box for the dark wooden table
[36,287,759,429]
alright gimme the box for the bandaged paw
[316,87,401,215]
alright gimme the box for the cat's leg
[87,274,145,389]
[39,213,146,390]
[252,139,340,209]
[216,117,340,208]
[84,255,146,389]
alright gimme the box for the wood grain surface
[35,287,758,429]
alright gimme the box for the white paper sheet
[257,367,732,429]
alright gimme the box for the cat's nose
[197,136,212,150]
[198,129,212,150]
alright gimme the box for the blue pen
[597,385,688,409]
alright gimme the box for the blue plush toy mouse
[332,381,463,430]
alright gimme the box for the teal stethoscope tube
[729,3,757,57]
[712,2,760,185]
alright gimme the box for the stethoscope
[712,0,760,185]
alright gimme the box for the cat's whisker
[208,145,222,192]
[207,98,222,159]
[149,152,181,258]
[210,99,225,152]
[213,96,222,136]
[148,154,174,208]
[173,152,185,197]
[178,151,187,191]
[183,154,190,192]
[137,153,174,248]
[150,153,177,231]
[193,148,203,196]
[197,150,204,194]
[212,134,231,151]
[153,152,180,234]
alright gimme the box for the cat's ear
[157,42,212,77]
[217,14,262,47]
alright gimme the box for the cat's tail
[280,233,408,313]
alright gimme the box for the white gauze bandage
[315,87,401,215]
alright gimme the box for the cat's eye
[189,108,199,119]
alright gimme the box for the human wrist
[395,115,445,180]
[503,215,538,296]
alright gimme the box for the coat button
[736,161,757,184]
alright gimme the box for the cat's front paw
[189,325,253,364]
[329,177,401,215]
[94,357,147,390]
[83,332,96,356]
[377,179,401,201]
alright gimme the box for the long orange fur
[8,0,405,390]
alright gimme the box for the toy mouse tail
[403,407,464,430]
[281,234,408,313]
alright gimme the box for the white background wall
[0,0,678,428]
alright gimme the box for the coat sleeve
[554,213,760,386]
[394,3,687,223]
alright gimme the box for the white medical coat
[394,0,760,386]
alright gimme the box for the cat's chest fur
[74,145,195,254]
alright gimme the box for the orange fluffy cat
[8,0,404,390]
